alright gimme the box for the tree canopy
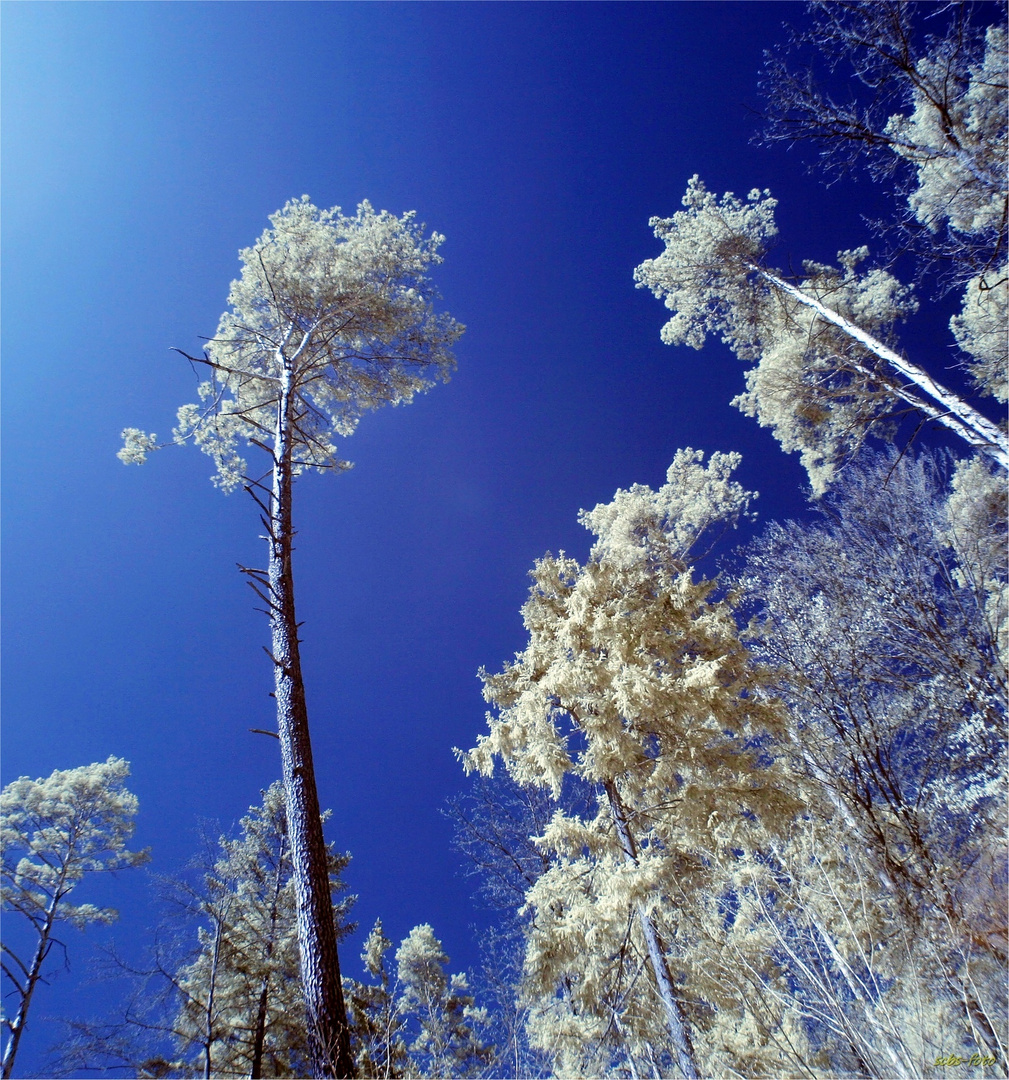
[1,758,148,1079]
[120,197,463,492]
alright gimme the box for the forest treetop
[120,197,464,492]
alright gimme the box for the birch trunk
[750,263,1009,469]
[1,887,62,1080]
[268,363,354,1078]
[604,781,699,1080]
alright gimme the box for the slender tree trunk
[268,363,355,1078]
[250,831,288,1079]
[250,982,271,1080]
[204,913,227,1080]
[604,781,699,1080]
[1,890,62,1079]
[749,263,1009,468]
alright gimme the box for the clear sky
[1,2,984,1074]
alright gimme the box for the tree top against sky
[2,758,148,1078]
[635,169,1006,489]
[119,197,464,492]
[632,2,1007,492]
[762,1,1007,282]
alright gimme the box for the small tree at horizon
[119,197,463,1077]
[1,757,149,1079]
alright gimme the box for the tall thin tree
[120,197,462,1076]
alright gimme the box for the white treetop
[119,196,463,1076]
[120,196,463,491]
[760,5,1007,292]
[394,924,491,1078]
[344,919,411,1079]
[951,267,1008,403]
[462,450,800,1076]
[463,448,762,794]
[885,25,1008,242]
[635,177,1008,492]
[882,19,1008,408]
[1,757,147,929]
[345,920,493,1079]
[1,757,148,1078]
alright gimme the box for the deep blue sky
[1,2,984,1074]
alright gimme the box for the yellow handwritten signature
[935,1053,997,1067]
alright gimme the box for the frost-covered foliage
[880,15,1009,404]
[637,5,1008,490]
[394,925,491,1078]
[736,449,1008,1071]
[118,197,463,1075]
[463,448,763,792]
[162,783,354,1078]
[1,757,148,1078]
[462,450,807,1077]
[118,427,160,465]
[951,267,1009,403]
[635,178,1006,490]
[885,22,1007,251]
[944,452,1009,664]
[59,798,495,1079]
[739,449,1006,873]
[761,2,1008,289]
[743,0,1009,475]
[344,920,492,1079]
[58,783,354,1080]
[728,247,920,494]
[709,824,994,1079]
[632,178,781,358]
[456,447,1006,1076]
[344,919,412,1079]
[120,197,463,492]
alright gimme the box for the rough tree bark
[121,199,460,1079]
[264,356,354,1078]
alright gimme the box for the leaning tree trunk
[750,263,1009,469]
[1,884,64,1080]
[265,362,354,1078]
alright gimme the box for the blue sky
[2,2,986,1073]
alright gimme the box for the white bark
[203,914,226,1080]
[752,264,1009,468]
[1,888,62,1079]
[605,782,698,1080]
